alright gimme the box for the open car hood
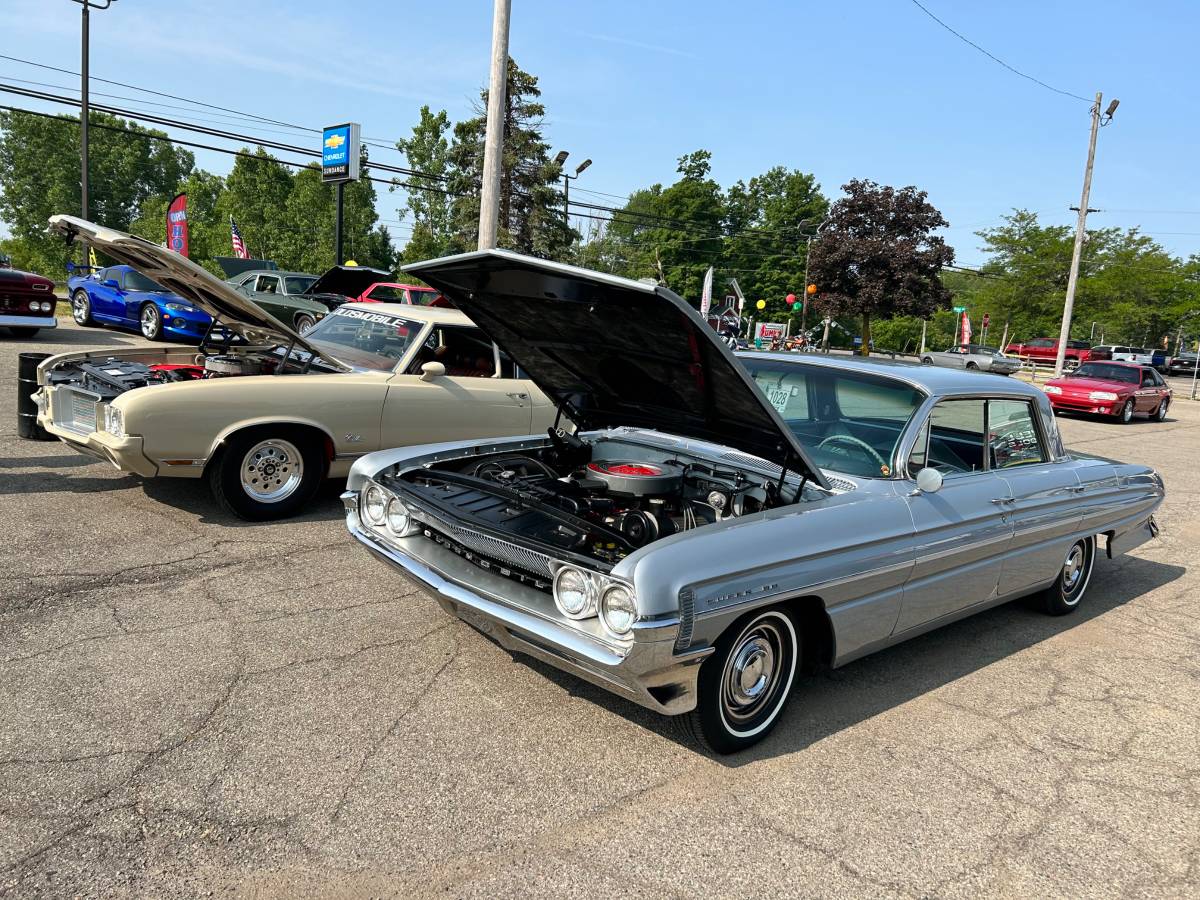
[48,216,348,369]
[305,264,392,299]
[404,249,828,489]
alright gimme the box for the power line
[906,0,1092,103]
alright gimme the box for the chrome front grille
[409,503,555,579]
[53,387,100,434]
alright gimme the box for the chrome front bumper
[0,314,57,329]
[342,490,711,715]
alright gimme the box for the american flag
[230,216,249,259]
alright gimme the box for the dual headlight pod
[553,565,638,637]
[361,482,420,537]
[28,300,53,313]
[1089,390,1119,401]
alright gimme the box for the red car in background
[1005,337,1093,364]
[355,282,452,307]
[0,266,58,337]
[1042,361,1171,424]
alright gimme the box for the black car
[1166,353,1199,377]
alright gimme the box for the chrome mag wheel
[1060,540,1093,607]
[72,291,90,324]
[239,438,304,503]
[718,612,796,736]
[1120,399,1134,423]
[140,304,161,338]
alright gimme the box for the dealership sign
[321,122,361,183]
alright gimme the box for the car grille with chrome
[52,386,101,435]
[418,523,552,592]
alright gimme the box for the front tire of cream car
[682,607,799,754]
[208,427,326,521]
[1035,536,1096,616]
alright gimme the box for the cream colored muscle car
[32,216,555,519]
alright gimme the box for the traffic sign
[952,306,966,313]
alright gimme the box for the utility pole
[1054,92,1118,376]
[70,0,117,225]
[477,0,511,250]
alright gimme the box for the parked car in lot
[1042,362,1172,423]
[921,343,1021,375]
[36,216,554,520]
[69,264,210,341]
[343,249,1164,753]
[225,269,334,334]
[1005,337,1092,364]
[0,265,57,337]
[355,281,451,307]
[1091,345,1151,365]
[1166,352,1199,377]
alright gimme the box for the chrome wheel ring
[239,438,303,503]
[140,305,159,337]
[296,314,316,335]
[1121,401,1133,422]
[1061,540,1091,606]
[719,613,796,735]
[72,292,89,324]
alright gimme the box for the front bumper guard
[342,490,710,715]
[0,314,57,329]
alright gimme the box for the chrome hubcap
[141,307,158,335]
[1063,545,1084,590]
[721,621,786,725]
[240,439,303,503]
[297,317,314,334]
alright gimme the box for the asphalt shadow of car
[513,554,1184,764]
[142,476,347,526]
[2,326,143,349]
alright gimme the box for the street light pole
[477,0,511,250]
[70,0,117,224]
[556,155,591,230]
[1054,92,1118,376]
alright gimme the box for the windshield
[1070,363,1139,383]
[285,276,317,294]
[366,285,407,302]
[123,270,167,292]
[742,359,925,478]
[302,307,422,371]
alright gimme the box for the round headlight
[28,300,39,311]
[362,484,389,525]
[600,584,638,636]
[39,300,53,312]
[385,497,412,536]
[553,567,596,619]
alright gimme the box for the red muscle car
[1042,361,1172,423]
[0,266,58,337]
[1005,337,1092,363]
[354,282,451,307]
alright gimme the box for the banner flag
[166,193,189,257]
[700,266,713,319]
[88,245,98,269]
[961,310,972,344]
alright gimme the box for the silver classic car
[343,251,1164,753]
[922,343,1022,375]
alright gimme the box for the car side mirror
[420,361,446,382]
[915,467,943,494]
[102,278,120,288]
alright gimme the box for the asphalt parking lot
[2,321,1197,898]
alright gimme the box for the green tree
[809,179,955,355]
[395,105,454,263]
[220,148,293,263]
[447,59,573,257]
[0,109,192,274]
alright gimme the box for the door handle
[506,392,528,406]
[1068,485,1086,493]
[990,497,1014,505]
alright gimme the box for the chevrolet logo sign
[324,133,346,150]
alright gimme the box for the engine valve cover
[585,460,683,496]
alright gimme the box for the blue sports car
[67,264,212,341]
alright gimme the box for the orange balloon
[806,283,817,295]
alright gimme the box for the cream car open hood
[49,215,349,370]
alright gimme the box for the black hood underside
[404,250,827,489]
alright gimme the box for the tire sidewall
[1120,399,1134,423]
[209,427,326,521]
[693,607,799,753]
[1155,399,1169,421]
[1042,537,1095,615]
[295,313,316,335]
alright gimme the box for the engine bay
[42,348,334,403]
[394,430,812,568]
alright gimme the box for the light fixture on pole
[69,0,118,227]
[555,153,592,228]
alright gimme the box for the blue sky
[2,0,1197,268]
